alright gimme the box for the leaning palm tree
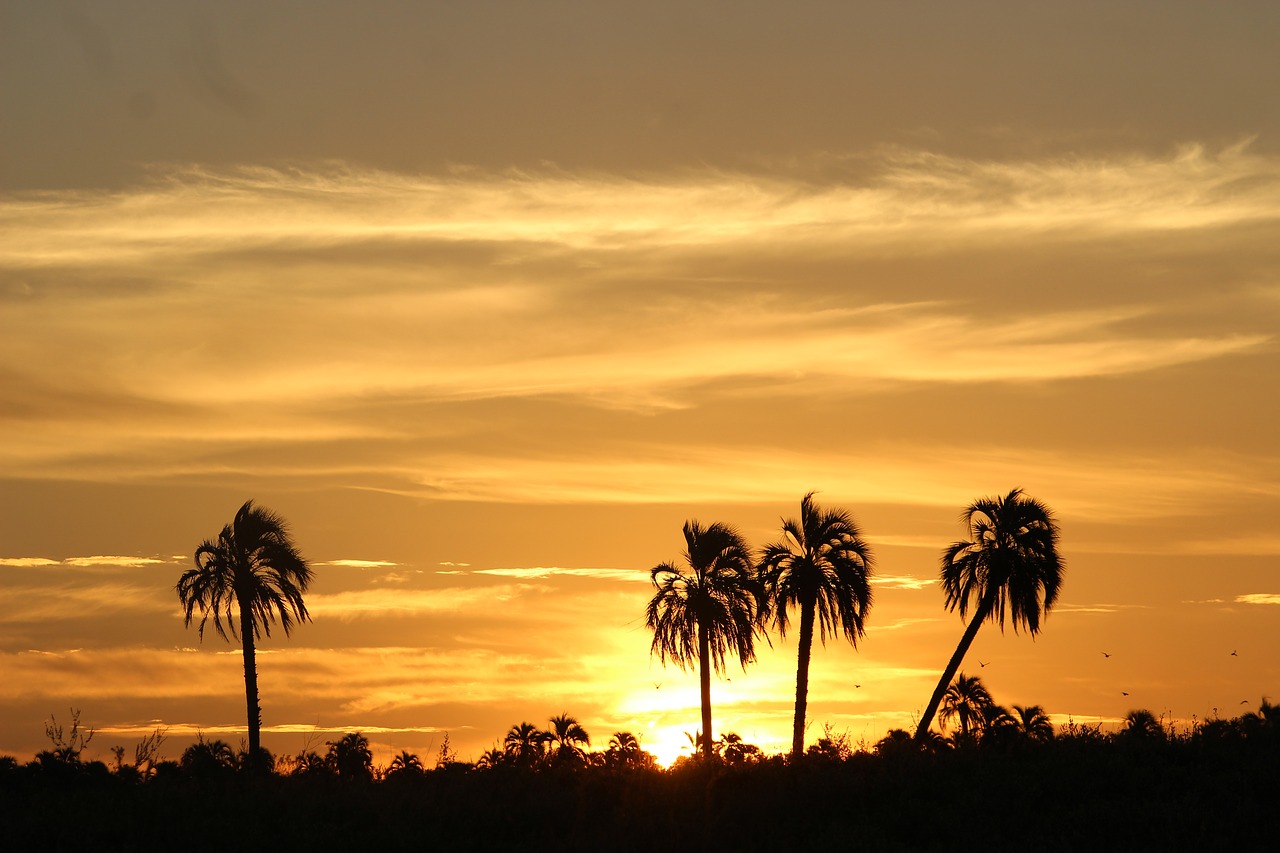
[759,492,875,758]
[176,500,313,769]
[915,489,1063,741]
[647,520,762,759]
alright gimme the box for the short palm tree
[545,713,590,765]
[938,672,993,738]
[176,500,313,768]
[503,721,546,768]
[1122,709,1164,739]
[1012,704,1054,741]
[647,520,762,759]
[759,492,874,758]
[387,749,425,777]
[915,489,1063,741]
[326,732,373,782]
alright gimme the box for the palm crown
[940,488,1062,634]
[178,501,312,642]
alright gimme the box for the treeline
[3,701,1278,850]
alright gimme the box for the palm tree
[544,713,591,766]
[326,732,373,782]
[176,500,313,768]
[179,737,238,778]
[475,747,506,769]
[759,492,875,758]
[1012,704,1054,741]
[1122,709,1164,739]
[938,672,993,738]
[914,489,1063,741]
[387,749,425,777]
[647,520,762,759]
[503,721,546,768]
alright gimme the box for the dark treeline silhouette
[4,700,1280,850]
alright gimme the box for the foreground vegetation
[4,703,1278,851]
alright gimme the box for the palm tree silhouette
[544,713,590,766]
[176,500,313,769]
[502,721,546,768]
[938,672,994,738]
[387,749,425,777]
[646,520,762,759]
[914,489,1063,741]
[326,732,373,781]
[1011,704,1054,741]
[1122,709,1164,739]
[759,492,875,758]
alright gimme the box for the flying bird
[653,682,662,690]
[854,684,862,689]
[1101,652,1111,658]
[1231,650,1238,657]
[1122,692,1129,696]
[978,660,989,668]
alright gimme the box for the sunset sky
[2,2,1278,768]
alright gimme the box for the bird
[1122,691,1129,697]
[1231,650,1238,657]
[653,682,662,690]
[854,684,862,689]
[1241,699,1250,705]
[1101,652,1111,658]
[978,660,989,668]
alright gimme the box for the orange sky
[2,2,1278,768]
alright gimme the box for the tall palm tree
[759,492,875,758]
[647,520,762,759]
[176,500,313,768]
[915,489,1063,741]
[938,672,993,738]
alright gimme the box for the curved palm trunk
[915,591,995,741]
[698,621,713,758]
[239,600,262,768]
[792,601,816,758]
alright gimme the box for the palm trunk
[915,591,995,741]
[698,621,713,758]
[792,601,816,758]
[239,603,262,769]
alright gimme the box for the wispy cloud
[473,567,648,583]
[1235,594,1280,606]
[877,576,935,591]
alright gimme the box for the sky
[1,1,1278,768]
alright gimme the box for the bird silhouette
[854,684,862,689]
[1101,652,1111,658]
[1231,650,1238,657]
[978,660,989,668]
[653,682,662,690]
[1241,699,1249,704]
[1122,691,1129,696]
